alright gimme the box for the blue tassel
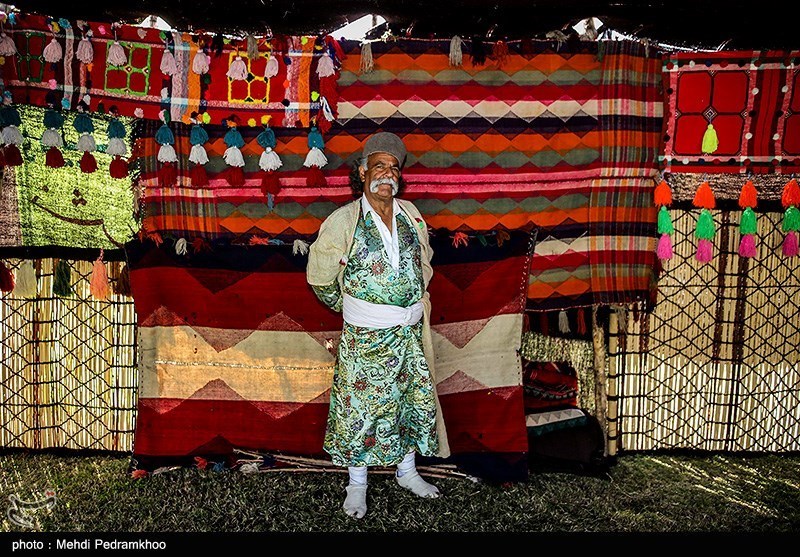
[307,126,324,149]
[257,127,276,149]
[73,112,94,134]
[44,109,65,129]
[267,193,274,210]
[1,106,22,127]
[155,123,175,146]
[107,119,126,139]
[190,124,209,145]
[224,127,245,148]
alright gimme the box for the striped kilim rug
[127,230,534,480]
[135,38,661,310]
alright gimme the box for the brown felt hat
[362,132,407,167]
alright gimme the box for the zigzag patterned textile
[136,39,661,310]
[126,230,533,479]
[0,105,135,252]
[663,50,800,174]
[1,13,336,126]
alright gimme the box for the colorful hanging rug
[0,104,135,253]
[127,229,534,480]
[1,13,337,126]
[133,38,661,310]
[662,50,800,174]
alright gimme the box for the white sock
[396,451,415,478]
[348,466,367,486]
[396,451,440,498]
[343,466,368,519]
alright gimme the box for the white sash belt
[342,293,424,329]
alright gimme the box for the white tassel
[2,125,23,146]
[0,32,17,56]
[107,41,127,66]
[189,144,209,165]
[160,48,178,76]
[580,18,598,41]
[359,42,373,73]
[15,260,38,298]
[43,38,63,63]
[558,310,571,334]
[192,50,210,74]
[107,137,127,156]
[320,96,334,122]
[75,37,93,64]
[449,35,463,67]
[41,128,63,148]
[227,56,248,80]
[175,238,187,255]
[246,35,259,59]
[303,146,328,168]
[157,143,178,163]
[76,133,96,152]
[264,55,279,78]
[316,54,335,77]
[259,147,282,171]
[292,239,309,256]
[223,146,245,167]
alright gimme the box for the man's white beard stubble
[369,177,399,196]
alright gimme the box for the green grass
[1,452,798,532]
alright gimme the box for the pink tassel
[656,234,673,260]
[783,231,799,257]
[90,250,109,300]
[738,234,757,258]
[696,238,714,263]
[452,232,469,248]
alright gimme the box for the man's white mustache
[369,177,399,195]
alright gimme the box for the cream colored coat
[306,198,451,459]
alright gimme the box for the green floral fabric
[312,207,439,466]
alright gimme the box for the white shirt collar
[360,194,401,270]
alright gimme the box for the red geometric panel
[663,50,800,174]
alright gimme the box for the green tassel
[701,123,718,154]
[695,209,716,240]
[657,206,674,234]
[783,206,800,232]
[53,259,73,297]
[740,207,757,235]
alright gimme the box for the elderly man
[306,131,450,519]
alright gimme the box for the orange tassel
[692,181,716,209]
[738,180,758,209]
[782,178,800,208]
[654,180,672,206]
[90,249,109,300]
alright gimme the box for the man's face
[359,152,401,203]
